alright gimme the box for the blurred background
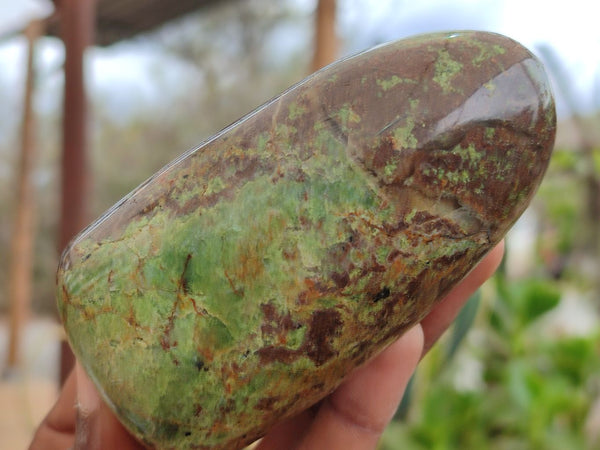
[0,0,599,448]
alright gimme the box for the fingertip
[373,325,424,381]
[74,364,144,450]
[75,363,100,416]
[388,324,424,362]
[485,240,505,276]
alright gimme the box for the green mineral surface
[58,31,555,449]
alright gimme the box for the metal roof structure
[47,0,231,46]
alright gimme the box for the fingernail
[76,362,100,414]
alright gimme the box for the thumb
[75,363,143,450]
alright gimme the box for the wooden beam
[58,0,96,384]
[47,0,234,47]
[311,0,338,72]
[5,20,45,372]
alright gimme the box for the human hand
[31,242,503,450]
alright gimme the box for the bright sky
[0,0,51,35]
[0,0,598,119]
[335,0,599,115]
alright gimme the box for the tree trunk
[6,19,45,372]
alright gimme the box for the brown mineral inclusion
[57,31,555,449]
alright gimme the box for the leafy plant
[381,265,600,450]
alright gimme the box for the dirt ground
[0,317,61,449]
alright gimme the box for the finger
[420,241,504,356]
[29,368,77,450]
[74,363,143,450]
[298,325,424,450]
[255,409,314,450]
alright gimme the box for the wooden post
[6,19,45,372]
[58,0,96,384]
[311,0,338,72]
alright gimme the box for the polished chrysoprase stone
[58,31,555,449]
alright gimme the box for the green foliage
[491,275,561,334]
[537,152,583,256]
[550,148,578,172]
[380,270,600,450]
[445,290,481,362]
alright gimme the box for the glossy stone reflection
[58,31,555,449]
